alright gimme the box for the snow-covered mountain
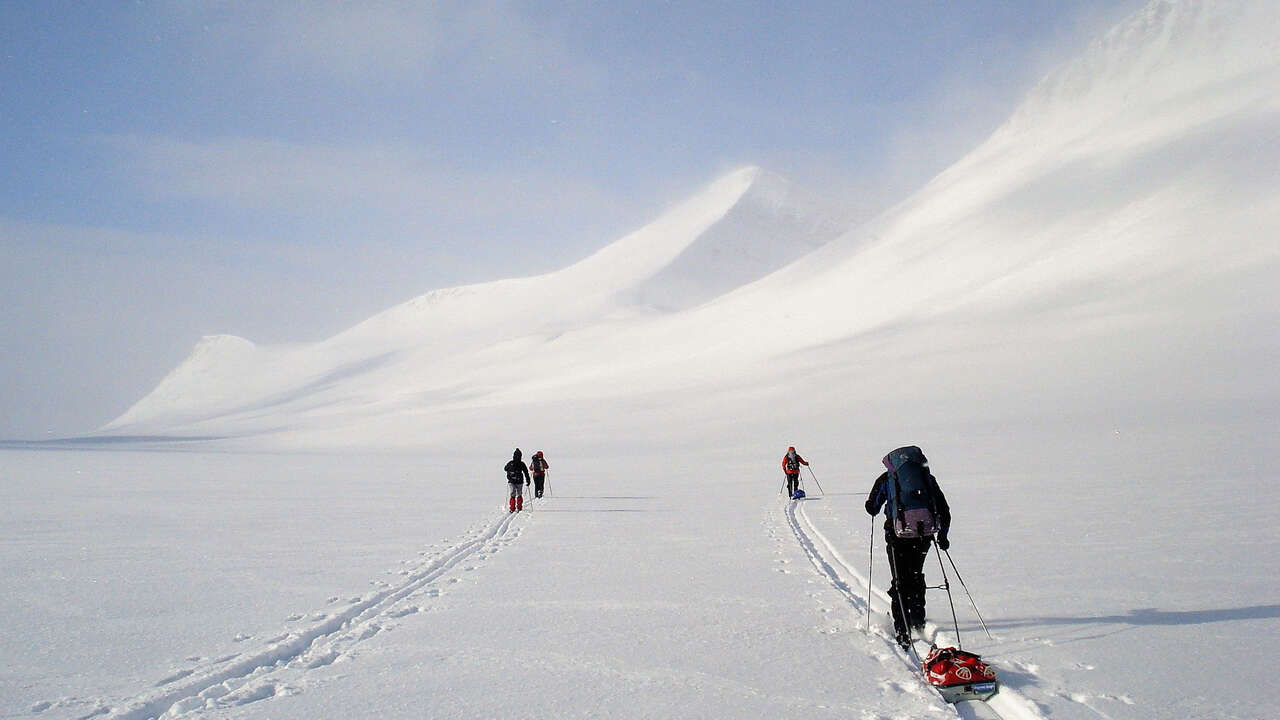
[105,0,1279,449]
[104,167,847,436]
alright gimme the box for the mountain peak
[104,335,259,431]
[1000,0,1278,143]
[616,168,844,311]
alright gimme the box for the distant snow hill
[105,0,1280,448]
[104,167,848,438]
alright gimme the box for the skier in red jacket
[529,451,550,498]
[782,446,809,497]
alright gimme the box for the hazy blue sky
[0,0,1141,438]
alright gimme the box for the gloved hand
[864,500,877,516]
[936,536,950,551]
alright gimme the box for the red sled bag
[922,645,999,703]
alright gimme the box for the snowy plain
[5,0,1280,718]
[4,425,1278,719]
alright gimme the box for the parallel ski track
[784,497,1047,720]
[98,509,522,720]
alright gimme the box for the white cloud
[228,0,595,87]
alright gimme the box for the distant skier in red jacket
[530,451,549,498]
[782,446,809,497]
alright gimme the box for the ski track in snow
[779,496,1055,720]
[52,508,525,720]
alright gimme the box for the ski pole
[866,514,875,633]
[934,539,963,649]
[805,466,825,495]
[943,549,993,639]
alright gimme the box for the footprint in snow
[202,682,232,700]
[223,681,285,706]
[155,668,195,686]
[878,679,909,695]
[302,650,340,669]
[169,695,208,714]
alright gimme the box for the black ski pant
[886,536,933,636]
[786,473,800,496]
[532,475,545,497]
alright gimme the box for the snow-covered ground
[4,426,1277,718]
[5,1,1280,718]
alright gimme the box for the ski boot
[895,629,912,651]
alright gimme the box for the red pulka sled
[922,644,998,703]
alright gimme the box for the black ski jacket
[865,470,951,543]
[504,450,530,484]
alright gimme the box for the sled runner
[921,644,998,703]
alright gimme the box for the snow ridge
[107,335,259,430]
[623,169,846,310]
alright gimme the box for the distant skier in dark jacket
[865,451,951,648]
[782,446,809,497]
[529,450,549,498]
[504,448,531,512]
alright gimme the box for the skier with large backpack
[781,446,809,498]
[504,448,531,513]
[865,445,951,648]
[529,450,549,498]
